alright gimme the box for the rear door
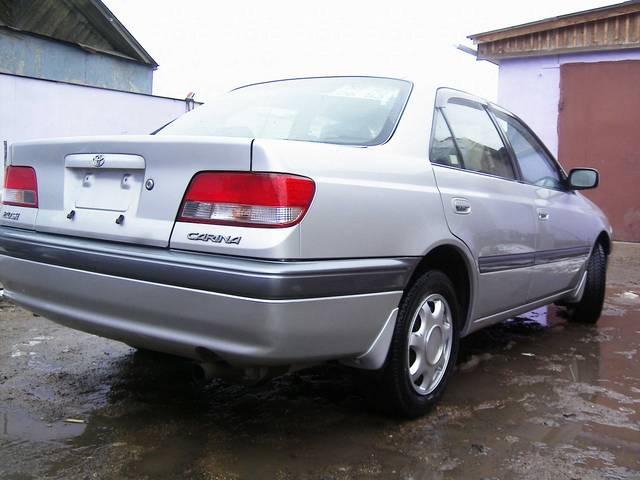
[489,107,592,300]
[430,89,537,319]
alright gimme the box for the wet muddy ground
[1,243,639,479]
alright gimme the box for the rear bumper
[0,227,413,365]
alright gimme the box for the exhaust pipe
[192,362,226,385]
[191,347,291,385]
[191,361,248,385]
[191,362,290,385]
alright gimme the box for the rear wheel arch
[405,244,474,333]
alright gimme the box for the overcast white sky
[103,0,614,103]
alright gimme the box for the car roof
[232,75,495,107]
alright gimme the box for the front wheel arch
[596,230,611,256]
[566,242,607,324]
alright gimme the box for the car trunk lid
[9,135,252,247]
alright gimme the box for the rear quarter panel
[251,139,454,259]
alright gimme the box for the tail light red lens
[3,166,38,208]
[178,172,316,228]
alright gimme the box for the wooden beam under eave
[477,40,640,63]
[470,2,640,44]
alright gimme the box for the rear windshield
[157,77,412,146]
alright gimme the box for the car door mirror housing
[568,168,599,190]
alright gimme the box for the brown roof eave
[469,0,640,44]
[477,43,640,63]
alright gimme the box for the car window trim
[487,106,570,192]
[430,107,466,169]
[431,162,526,183]
[374,80,414,147]
[483,106,524,182]
[436,98,518,182]
[431,87,571,191]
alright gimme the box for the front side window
[157,77,412,146]
[440,99,515,180]
[492,110,563,189]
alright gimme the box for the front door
[490,107,592,301]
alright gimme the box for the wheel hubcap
[425,324,444,365]
[407,293,453,395]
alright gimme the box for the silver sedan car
[0,76,611,417]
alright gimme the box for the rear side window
[492,110,563,189]
[437,100,515,180]
[430,110,462,168]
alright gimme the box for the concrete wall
[0,72,190,185]
[0,29,153,94]
[497,49,640,157]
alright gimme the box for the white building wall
[1,73,190,182]
[497,49,640,158]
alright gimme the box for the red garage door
[559,60,640,242]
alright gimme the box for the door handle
[452,198,471,215]
[537,210,550,221]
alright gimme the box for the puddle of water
[514,306,549,326]
[0,409,85,443]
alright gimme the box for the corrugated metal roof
[0,0,157,67]
[469,1,640,63]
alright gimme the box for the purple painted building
[469,1,640,242]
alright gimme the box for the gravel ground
[0,243,638,479]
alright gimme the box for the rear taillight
[3,166,38,208]
[177,172,315,228]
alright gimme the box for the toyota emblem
[92,154,105,168]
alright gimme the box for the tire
[567,243,607,324]
[373,270,460,418]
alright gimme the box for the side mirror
[568,168,599,190]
